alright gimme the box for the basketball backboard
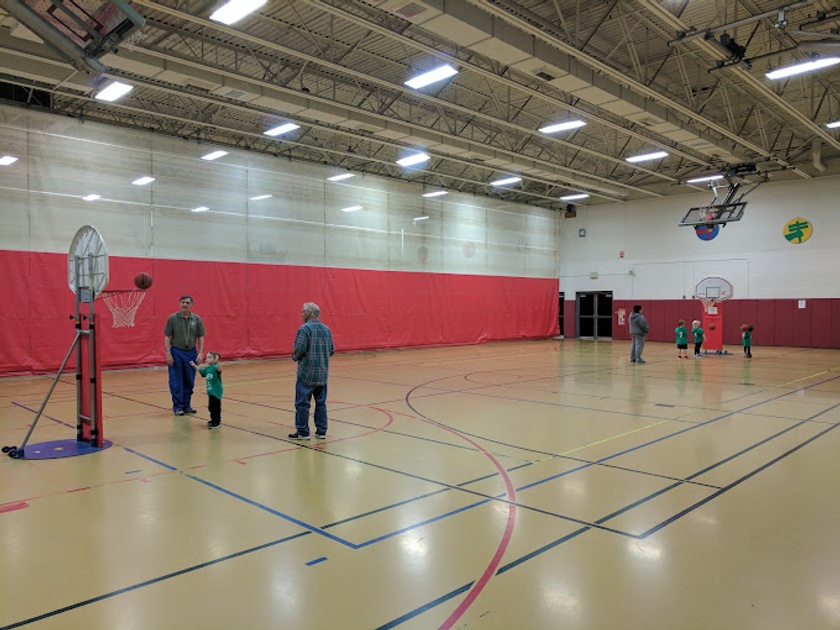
[679,201,746,227]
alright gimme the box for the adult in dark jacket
[629,304,649,364]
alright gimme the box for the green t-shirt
[198,363,223,399]
[675,326,688,344]
[742,331,752,347]
[692,327,704,343]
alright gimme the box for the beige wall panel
[0,190,29,250]
[246,215,325,267]
[324,223,390,269]
[152,207,246,262]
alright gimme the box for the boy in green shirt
[190,352,224,429]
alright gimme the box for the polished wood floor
[2,340,840,630]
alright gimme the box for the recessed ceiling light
[826,120,840,129]
[249,194,272,201]
[201,150,228,161]
[396,152,430,167]
[340,205,363,213]
[766,57,840,80]
[95,81,133,102]
[264,122,300,137]
[539,120,586,134]
[82,194,101,201]
[490,176,522,187]
[413,215,429,221]
[422,190,448,198]
[0,155,18,166]
[327,173,355,182]
[685,174,724,184]
[405,64,458,89]
[191,206,210,213]
[209,0,267,25]
[625,151,668,163]
[132,176,155,186]
[560,193,589,201]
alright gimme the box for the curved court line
[403,381,517,630]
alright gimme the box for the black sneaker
[207,421,221,429]
[315,432,327,439]
[288,432,310,440]
[184,408,197,415]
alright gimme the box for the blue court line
[306,557,327,566]
[123,447,178,471]
[373,583,474,630]
[0,531,310,630]
[10,402,75,429]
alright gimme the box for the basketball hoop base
[4,439,113,460]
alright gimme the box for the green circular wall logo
[783,217,812,244]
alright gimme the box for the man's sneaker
[315,432,327,439]
[636,359,646,364]
[207,421,221,429]
[174,409,185,416]
[184,408,197,415]
[288,432,310,440]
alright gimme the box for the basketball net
[100,290,146,328]
[699,297,718,315]
[701,203,717,223]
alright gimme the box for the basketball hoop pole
[76,253,104,448]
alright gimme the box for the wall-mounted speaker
[564,203,577,218]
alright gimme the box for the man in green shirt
[163,295,206,416]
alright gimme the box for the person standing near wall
[288,302,335,440]
[164,295,206,416]
[629,304,649,364]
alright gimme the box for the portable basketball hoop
[3,225,113,459]
[101,289,146,327]
[695,276,733,356]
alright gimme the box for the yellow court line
[558,418,675,456]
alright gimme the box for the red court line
[0,501,29,513]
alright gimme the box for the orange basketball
[708,324,716,331]
[134,272,153,290]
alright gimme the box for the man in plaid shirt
[289,302,335,440]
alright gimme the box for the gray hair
[302,302,320,317]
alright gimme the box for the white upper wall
[559,175,840,300]
[0,105,560,279]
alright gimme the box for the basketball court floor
[2,339,840,629]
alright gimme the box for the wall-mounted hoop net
[100,290,146,328]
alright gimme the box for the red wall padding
[0,250,559,375]
[611,298,840,349]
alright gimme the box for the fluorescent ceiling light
[201,150,228,161]
[95,81,133,102]
[209,0,267,25]
[82,194,101,201]
[413,215,429,221]
[405,64,458,89]
[340,205,363,213]
[560,193,589,201]
[327,173,355,182]
[264,122,300,137]
[685,174,724,184]
[132,176,155,186]
[625,151,668,163]
[766,57,840,80]
[422,190,448,198]
[249,194,272,201]
[490,176,522,187]
[539,120,586,134]
[0,155,18,166]
[191,206,210,213]
[396,152,430,167]
[826,120,840,129]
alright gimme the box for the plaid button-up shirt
[292,319,334,385]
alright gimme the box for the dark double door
[576,291,613,339]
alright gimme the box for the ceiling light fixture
[405,64,458,89]
[340,205,363,213]
[422,190,448,198]
[249,194,272,201]
[0,155,18,166]
[539,120,586,134]
[191,206,210,213]
[490,176,522,187]
[209,0,267,25]
[82,194,101,201]
[560,193,589,201]
[264,122,300,137]
[396,152,430,167]
[201,150,228,161]
[826,120,840,129]
[413,215,429,221]
[766,57,840,80]
[685,174,724,184]
[132,176,155,186]
[625,151,668,163]
[94,81,133,102]
[327,173,355,182]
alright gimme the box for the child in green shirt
[691,320,705,357]
[190,352,224,429]
[741,324,754,358]
[675,319,689,359]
